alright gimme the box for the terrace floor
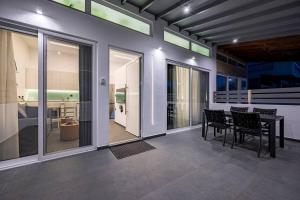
[1,128,300,200]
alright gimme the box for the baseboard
[283,137,300,143]
[143,133,166,140]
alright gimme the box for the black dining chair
[230,106,249,112]
[204,109,231,146]
[228,106,249,129]
[253,108,277,151]
[231,111,263,157]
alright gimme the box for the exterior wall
[211,103,300,140]
[0,0,217,147]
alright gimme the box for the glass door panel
[191,69,209,125]
[0,29,38,161]
[167,64,190,130]
[45,38,92,154]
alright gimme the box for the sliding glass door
[44,37,92,154]
[0,28,38,162]
[191,69,209,125]
[167,63,209,130]
[167,64,190,129]
[0,27,95,168]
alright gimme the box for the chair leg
[268,130,271,152]
[205,126,209,140]
[234,131,237,143]
[240,133,243,143]
[231,129,235,149]
[223,128,227,146]
[258,134,262,158]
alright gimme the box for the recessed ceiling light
[232,38,239,44]
[36,9,43,15]
[183,6,190,14]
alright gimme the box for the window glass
[45,38,92,153]
[164,31,190,49]
[91,1,151,35]
[241,79,248,90]
[191,70,209,125]
[217,75,227,91]
[228,77,238,91]
[52,0,85,11]
[0,29,38,161]
[167,64,190,129]
[191,42,210,57]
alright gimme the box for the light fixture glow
[49,41,79,49]
[57,51,61,55]
[232,38,239,44]
[113,54,134,62]
[192,56,196,60]
[36,9,43,15]
[183,6,190,14]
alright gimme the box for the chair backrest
[231,111,262,130]
[213,110,227,125]
[253,108,277,116]
[204,109,226,124]
[230,106,248,112]
[204,109,214,123]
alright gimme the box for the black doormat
[110,140,156,159]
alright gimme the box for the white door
[125,58,140,136]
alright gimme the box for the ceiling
[218,35,300,62]
[121,0,300,45]
[109,49,139,71]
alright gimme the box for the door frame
[108,46,144,145]
[0,22,40,170]
[38,29,98,161]
[165,59,210,134]
[0,21,98,170]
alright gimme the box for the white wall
[0,0,217,147]
[12,33,30,98]
[211,103,300,140]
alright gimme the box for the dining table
[201,111,285,158]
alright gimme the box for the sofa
[18,104,38,157]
